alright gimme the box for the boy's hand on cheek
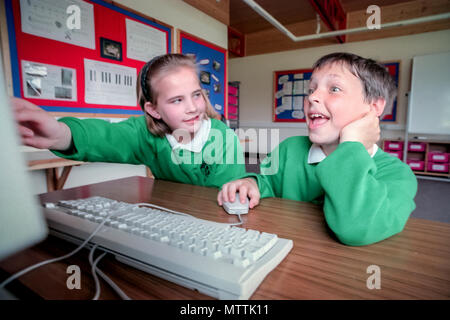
[340,109,380,153]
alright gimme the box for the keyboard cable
[88,244,131,300]
[0,215,112,289]
[88,244,107,300]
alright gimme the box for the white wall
[115,0,228,50]
[229,29,450,154]
[1,0,228,194]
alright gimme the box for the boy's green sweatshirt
[243,136,418,246]
[52,116,246,188]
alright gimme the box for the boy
[218,52,417,246]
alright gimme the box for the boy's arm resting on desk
[316,142,418,246]
[51,117,145,164]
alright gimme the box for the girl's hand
[217,178,260,209]
[12,97,72,150]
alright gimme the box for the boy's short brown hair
[312,52,397,113]
[136,53,219,136]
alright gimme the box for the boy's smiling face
[304,62,372,153]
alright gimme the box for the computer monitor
[0,52,48,262]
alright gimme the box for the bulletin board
[273,62,400,122]
[4,0,173,116]
[382,61,399,122]
[273,68,312,122]
[178,30,227,117]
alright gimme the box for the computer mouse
[223,192,249,215]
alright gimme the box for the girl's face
[145,66,206,140]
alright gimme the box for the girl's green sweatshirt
[52,116,246,188]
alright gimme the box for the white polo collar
[308,143,378,164]
[165,118,211,153]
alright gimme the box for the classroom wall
[0,0,228,195]
[115,0,228,50]
[229,29,450,154]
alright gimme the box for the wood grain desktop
[1,176,449,299]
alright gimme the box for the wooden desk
[28,158,84,192]
[1,176,449,299]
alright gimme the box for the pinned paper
[126,18,167,62]
[293,81,303,95]
[293,96,304,110]
[84,59,136,106]
[278,75,289,84]
[20,0,95,49]
[292,110,305,119]
[211,74,219,82]
[212,61,221,71]
[275,106,287,115]
[303,80,310,94]
[283,81,293,95]
[22,60,77,101]
[275,90,284,99]
[281,96,292,107]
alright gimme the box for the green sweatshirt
[52,116,246,188]
[243,136,418,246]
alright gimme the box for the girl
[14,54,246,188]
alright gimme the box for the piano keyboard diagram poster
[179,31,227,117]
[5,0,172,116]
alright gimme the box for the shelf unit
[383,139,450,179]
[227,81,240,130]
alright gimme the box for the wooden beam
[346,0,450,42]
[228,26,245,57]
[183,0,230,25]
[309,0,347,43]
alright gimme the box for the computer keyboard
[43,196,293,300]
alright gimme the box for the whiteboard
[408,51,450,135]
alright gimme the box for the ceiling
[183,0,450,56]
[229,0,415,34]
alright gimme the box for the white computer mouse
[223,192,249,215]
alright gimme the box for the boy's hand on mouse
[217,178,260,209]
[340,109,380,153]
[11,97,72,150]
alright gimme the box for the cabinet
[227,81,240,129]
[383,139,450,178]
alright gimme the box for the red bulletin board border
[5,0,173,117]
